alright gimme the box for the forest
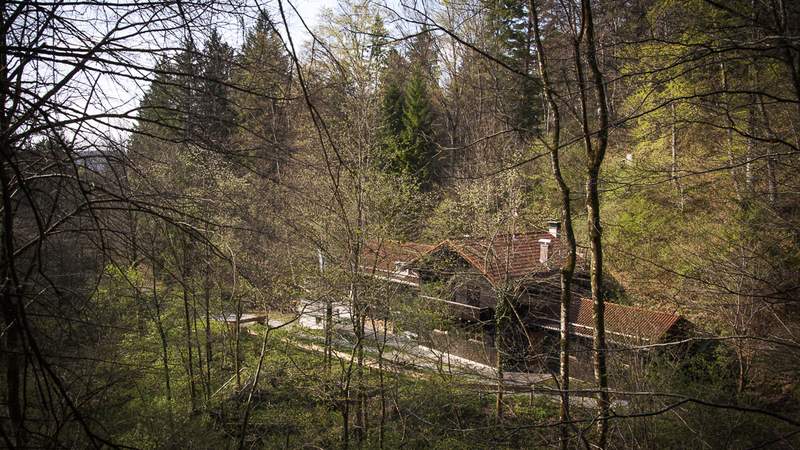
[1,0,800,448]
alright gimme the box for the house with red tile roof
[359,225,688,377]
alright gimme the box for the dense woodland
[2,0,800,448]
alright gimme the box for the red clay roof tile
[568,298,681,342]
[451,232,564,284]
[362,231,571,285]
[360,235,682,342]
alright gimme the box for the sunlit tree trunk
[574,0,611,445]
[494,289,511,422]
[530,1,577,446]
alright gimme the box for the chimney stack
[538,239,551,263]
[547,220,561,238]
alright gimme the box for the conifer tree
[378,51,407,175]
[484,0,540,134]
[199,29,236,148]
[377,43,437,189]
[175,39,202,141]
[233,12,291,169]
[400,70,435,188]
[132,57,182,143]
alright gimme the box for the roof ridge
[450,229,552,241]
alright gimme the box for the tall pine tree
[400,70,435,189]
[199,29,236,148]
[378,40,438,189]
[232,12,292,170]
[484,0,541,134]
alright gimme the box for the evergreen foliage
[198,29,236,147]
[399,70,435,187]
[232,12,292,169]
[483,0,541,133]
[378,52,437,189]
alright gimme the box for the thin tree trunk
[153,265,172,403]
[0,153,25,447]
[352,145,367,445]
[587,168,610,447]
[370,316,388,449]
[237,321,271,450]
[0,13,25,445]
[360,316,369,442]
[755,91,779,204]
[183,292,197,410]
[204,235,212,396]
[671,103,685,209]
[235,291,242,391]
[232,248,242,391]
[319,247,333,371]
[342,396,350,450]
[719,60,744,205]
[192,283,206,403]
[352,283,365,445]
[577,0,611,445]
[494,291,509,422]
[496,333,504,422]
[181,240,197,411]
[746,102,755,192]
[325,297,333,370]
[529,2,578,447]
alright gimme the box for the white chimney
[538,239,551,263]
[547,220,560,238]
